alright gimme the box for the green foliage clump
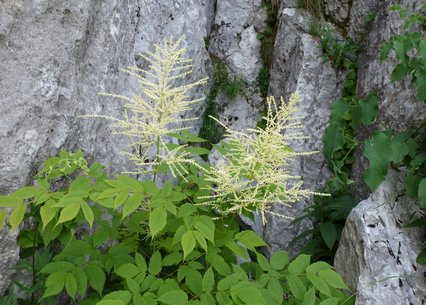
[198,59,243,151]
[380,4,426,102]
[0,151,354,305]
[255,0,278,97]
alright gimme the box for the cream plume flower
[201,94,327,224]
[82,36,208,178]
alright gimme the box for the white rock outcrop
[335,171,426,305]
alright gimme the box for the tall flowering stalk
[202,94,327,224]
[83,36,208,180]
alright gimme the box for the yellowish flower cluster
[82,36,207,178]
[201,94,327,224]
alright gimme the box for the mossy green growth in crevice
[256,0,278,97]
[198,59,243,152]
[297,0,322,19]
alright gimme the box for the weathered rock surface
[0,227,19,295]
[264,7,340,256]
[0,0,213,294]
[323,0,351,26]
[335,170,426,305]
[347,0,380,42]
[208,0,265,83]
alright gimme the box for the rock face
[264,7,339,257]
[0,0,213,294]
[209,0,265,83]
[335,171,426,305]
[0,228,19,294]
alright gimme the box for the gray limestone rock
[0,0,213,294]
[347,0,380,42]
[208,0,264,83]
[0,227,19,294]
[335,170,426,305]
[264,8,341,257]
[323,0,351,26]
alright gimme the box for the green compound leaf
[318,270,349,289]
[288,254,311,275]
[202,267,215,293]
[149,207,167,236]
[235,287,267,305]
[148,251,162,276]
[307,273,331,297]
[116,263,140,279]
[364,132,392,191]
[65,273,78,299]
[85,264,105,296]
[43,271,66,298]
[302,287,316,305]
[319,298,339,305]
[194,216,215,243]
[270,250,289,271]
[320,222,337,250]
[57,201,82,225]
[157,290,188,305]
[235,230,266,251]
[181,230,196,259]
[40,261,74,274]
[9,203,26,230]
[286,275,306,300]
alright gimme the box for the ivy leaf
[364,132,392,191]
[390,63,408,82]
[149,207,167,236]
[320,222,337,250]
[323,123,345,163]
[415,70,426,102]
[359,94,379,125]
[418,179,426,208]
[181,230,196,259]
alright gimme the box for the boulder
[335,170,426,304]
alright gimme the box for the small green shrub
[380,4,426,102]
